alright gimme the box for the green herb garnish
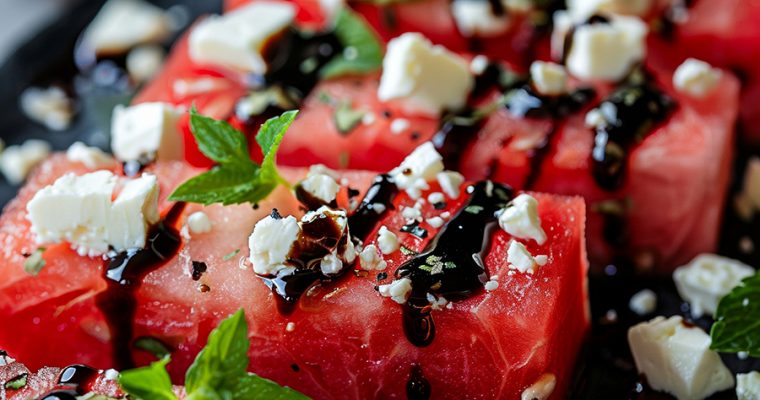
[120,310,309,400]
[134,336,171,359]
[169,108,297,206]
[223,249,241,261]
[334,101,366,134]
[23,247,46,276]
[710,273,760,356]
[400,246,418,256]
[4,373,27,390]
[320,9,383,79]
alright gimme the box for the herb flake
[23,247,46,276]
[4,373,27,390]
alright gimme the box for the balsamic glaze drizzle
[396,181,512,347]
[294,183,337,211]
[406,364,432,400]
[57,364,98,394]
[95,202,186,370]
[347,174,399,242]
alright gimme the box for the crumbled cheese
[521,373,557,400]
[440,211,451,219]
[673,58,722,98]
[19,86,74,131]
[450,0,510,38]
[359,244,387,271]
[377,226,399,255]
[104,369,120,381]
[248,214,300,275]
[378,33,474,117]
[378,278,412,304]
[189,2,295,74]
[427,293,449,310]
[567,0,653,20]
[126,45,165,83]
[507,240,547,274]
[390,142,445,199]
[320,251,344,275]
[628,316,734,400]
[111,102,182,162]
[27,171,160,256]
[402,206,422,221]
[673,254,755,318]
[66,142,114,169]
[584,108,606,128]
[738,371,760,400]
[484,279,499,292]
[0,139,51,184]
[498,194,547,245]
[470,55,489,75]
[84,0,170,55]
[285,322,296,332]
[530,61,568,96]
[309,164,340,180]
[437,171,465,199]
[390,118,411,134]
[301,171,340,204]
[426,216,445,228]
[427,192,445,204]
[187,211,212,235]
[565,15,648,82]
[361,112,376,125]
[629,289,657,316]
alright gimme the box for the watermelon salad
[1,0,760,399]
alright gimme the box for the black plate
[0,1,759,399]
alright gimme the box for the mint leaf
[710,273,760,356]
[119,357,177,400]
[185,310,249,395]
[320,9,383,79]
[23,247,46,275]
[334,101,366,135]
[169,110,298,206]
[233,373,310,400]
[134,336,172,359]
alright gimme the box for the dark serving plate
[0,1,758,398]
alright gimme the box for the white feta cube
[111,102,182,162]
[378,278,412,304]
[377,226,400,255]
[499,194,547,245]
[738,371,760,400]
[530,61,568,96]
[521,373,556,400]
[84,0,170,55]
[628,316,734,400]
[673,254,755,318]
[0,139,51,184]
[66,142,115,169]
[187,211,213,235]
[26,171,160,256]
[390,142,445,199]
[673,58,722,98]
[249,214,300,276]
[19,86,74,131]
[507,240,547,274]
[359,244,387,271]
[378,33,474,117]
[451,1,510,38]
[565,15,648,81]
[189,2,295,74]
[301,172,340,204]
[629,289,657,316]
[437,171,465,199]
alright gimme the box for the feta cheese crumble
[673,58,722,98]
[530,61,568,96]
[628,316,734,400]
[19,86,74,131]
[437,171,465,199]
[521,373,556,400]
[565,15,648,82]
[300,170,341,204]
[360,244,387,271]
[320,251,344,275]
[83,0,170,55]
[66,142,115,169]
[249,214,300,276]
[498,194,547,245]
[378,33,474,117]
[507,240,548,274]
[0,139,51,184]
[111,102,183,162]
[189,2,295,74]
[629,289,657,316]
[737,371,760,400]
[377,226,400,255]
[426,216,445,228]
[378,278,413,304]
[27,171,160,256]
[390,118,411,134]
[187,211,212,235]
[390,142,445,199]
[451,1,510,38]
[673,254,755,318]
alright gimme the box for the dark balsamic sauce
[191,261,207,281]
[590,81,675,190]
[294,183,338,211]
[95,202,186,370]
[57,364,98,394]
[347,174,399,242]
[396,181,512,346]
[400,222,428,239]
[406,364,432,400]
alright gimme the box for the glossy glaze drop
[347,174,398,242]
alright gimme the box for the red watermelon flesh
[0,155,589,399]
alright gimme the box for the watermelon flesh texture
[0,156,589,399]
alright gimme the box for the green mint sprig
[319,9,384,79]
[710,272,760,356]
[119,310,309,400]
[168,108,297,206]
